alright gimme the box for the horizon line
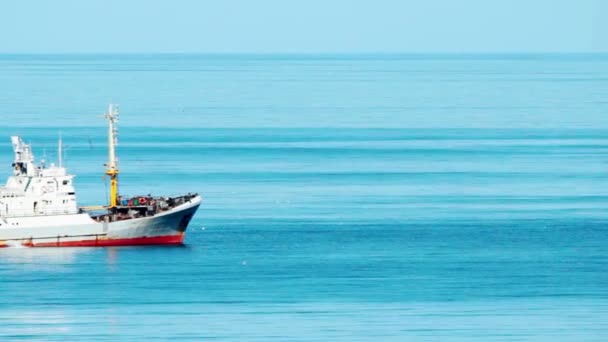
[1,51,608,56]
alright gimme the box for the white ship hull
[0,195,201,247]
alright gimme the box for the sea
[0,54,607,341]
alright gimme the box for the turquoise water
[1,54,608,340]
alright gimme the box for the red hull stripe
[0,233,184,248]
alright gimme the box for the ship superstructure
[1,136,78,219]
[0,105,201,247]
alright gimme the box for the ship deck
[85,194,199,223]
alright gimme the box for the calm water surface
[0,55,608,341]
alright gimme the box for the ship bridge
[0,136,78,218]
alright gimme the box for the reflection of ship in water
[0,245,121,273]
[0,247,86,267]
[0,105,201,247]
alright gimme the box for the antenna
[58,132,63,168]
[41,148,47,169]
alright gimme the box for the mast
[104,104,120,207]
[58,133,63,168]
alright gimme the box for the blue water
[1,54,608,341]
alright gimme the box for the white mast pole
[104,104,120,207]
[108,105,116,169]
[58,132,63,168]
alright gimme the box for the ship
[0,105,201,247]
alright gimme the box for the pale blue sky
[0,0,606,53]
